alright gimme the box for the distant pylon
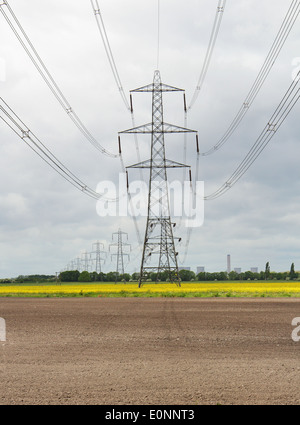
[119,70,198,287]
[109,229,131,282]
[81,251,90,272]
[90,241,106,275]
[76,257,81,272]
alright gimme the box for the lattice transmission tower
[90,241,106,275]
[109,229,131,282]
[119,70,198,287]
[81,251,90,272]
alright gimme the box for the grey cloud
[0,0,299,277]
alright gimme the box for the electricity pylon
[76,257,81,272]
[119,70,198,287]
[81,251,90,272]
[109,229,131,282]
[90,241,106,275]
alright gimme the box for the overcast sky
[0,0,300,278]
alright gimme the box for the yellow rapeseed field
[0,281,299,297]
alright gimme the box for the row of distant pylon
[62,229,131,275]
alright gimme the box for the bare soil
[0,297,299,405]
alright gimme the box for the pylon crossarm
[119,122,196,135]
[162,123,197,133]
[119,123,152,134]
[131,82,184,93]
[127,159,190,169]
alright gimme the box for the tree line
[0,274,56,284]
[1,263,297,283]
[58,262,299,283]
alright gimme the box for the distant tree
[210,272,220,281]
[150,272,158,282]
[265,262,270,280]
[179,269,195,282]
[78,271,91,282]
[217,272,228,281]
[196,272,206,282]
[252,272,260,281]
[15,275,30,283]
[98,272,106,282]
[131,273,140,281]
[120,273,131,282]
[90,271,98,282]
[205,273,215,282]
[14,274,55,283]
[59,270,80,282]
[290,263,297,280]
[244,271,255,281]
[106,271,118,282]
[159,271,169,282]
[228,271,239,281]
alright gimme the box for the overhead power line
[205,68,300,200]
[90,0,131,112]
[90,0,145,177]
[174,0,225,262]
[157,0,160,70]
[177,0,298,261]
[0,97,118,202]
[0,0,118,158]
[201,0,300,156]
[0,97,142,243]
[90,0,148,247]
[188,0,226,111]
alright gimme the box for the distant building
[234,268,242,274]
[197,267,205,274]
[251,267,258,274]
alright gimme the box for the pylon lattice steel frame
[109,229,131,281]
[90,241,106,275]
[81,251,90,272]
[119,70,198,287]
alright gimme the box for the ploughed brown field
[0,297,299,405]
